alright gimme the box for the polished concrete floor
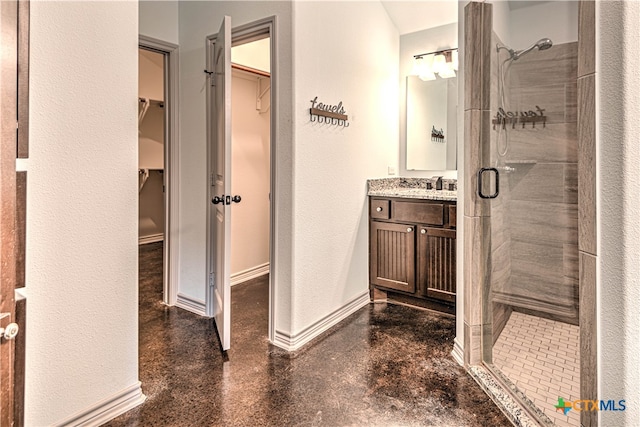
[106,242,511,426]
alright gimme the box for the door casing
[206,16,278,345]
[139,35,179,306]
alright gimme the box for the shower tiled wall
[490,41,580,325]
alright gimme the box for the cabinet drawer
[370,199,390,219]
[448,205,457,228]
[392,201,444,226]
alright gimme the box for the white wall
[598,1,640,424]
[489,1,578,50]
[399,23,458,178]
[139,0,179,44]
[233,38,271,73]
[177,1,294,331]
[291,1,398,334]
[27,1,140,424]
[231,72,270,276]
[508,1,578,49]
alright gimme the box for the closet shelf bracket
[139,168,150,193]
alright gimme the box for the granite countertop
[367,177,457,202]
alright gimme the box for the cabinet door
[418,227,456,302]
[370,222,416,293]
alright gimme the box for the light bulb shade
[438,66,456,78]
[432,54,446,75]
[412,56,425,76]
[419,69,436,81]
[414,55,435,81]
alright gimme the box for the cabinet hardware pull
[407,227,413,233]
[421,229,427,234]
[376,207,383,212]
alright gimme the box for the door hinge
[209,272,215,288]
[210,173,215,187]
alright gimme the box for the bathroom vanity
[368,179,456,315]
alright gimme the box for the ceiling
[379,1,550,35]
[380,1,458,36]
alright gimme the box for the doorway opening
[138,36,179,307]
[229,38,272,302]
[206,17,277,351]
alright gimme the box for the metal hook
[344,120,350,128]
[310,112,316,122]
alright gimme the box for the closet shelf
[138,97,164,124]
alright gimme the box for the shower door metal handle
[478,167,500,199]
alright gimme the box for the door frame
[205,16,278,344]
[139,35,179,306]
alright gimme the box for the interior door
[1,0,28,423]
[211,16,232,351]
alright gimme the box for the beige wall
[231,71,271,277]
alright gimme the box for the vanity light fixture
[413,56,436,81]
[413,48,458,80]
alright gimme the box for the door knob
[212,196,225,205]
[376,207,383,212]
[0,323,19,340]
[407,227,413,233]
[232,195,242,203]
[421,229,427,234]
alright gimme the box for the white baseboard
[175,292,207,317]
[139,233,163,245]
[231,262,270,286]
[55,382,145,427]
[452,337,464,366]
[273,291,369,351]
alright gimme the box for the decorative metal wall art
[492,105,547,129]
[431,126,445,142]
[309,96,349,127]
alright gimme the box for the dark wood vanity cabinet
[369,197,456,311]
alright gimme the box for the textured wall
[291,1,398,334]
[139,0,179,44]
[598,1,640,424]
[26,1,140,424]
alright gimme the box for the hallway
[106,243,510,426]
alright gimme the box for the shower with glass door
[478,3,581,426]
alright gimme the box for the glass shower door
[481,3,580,426]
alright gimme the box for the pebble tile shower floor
[106,242,511,426]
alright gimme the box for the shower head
[512,38,553,60]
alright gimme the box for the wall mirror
[405,75,457,171]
